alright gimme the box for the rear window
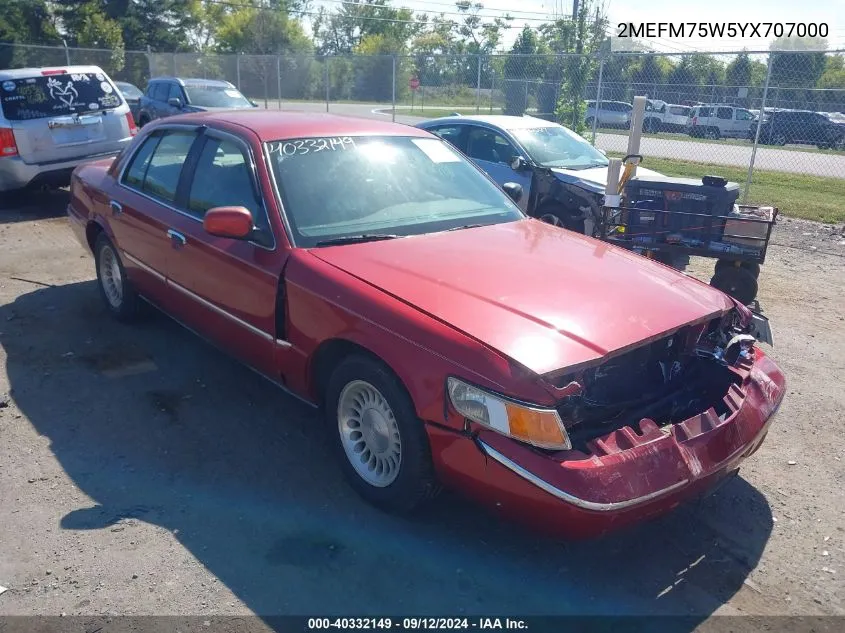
[0,71,123,121]
[669,106,690,116]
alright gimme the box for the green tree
[545,0,608,131]
[631,54,667,94]
[216,2,312,105]
[312,1,418,56]
[726,51,753,87]
[503,26,542,115]
[0,0,61,68]
[769,36,827,89]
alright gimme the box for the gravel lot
[0,190,843,628]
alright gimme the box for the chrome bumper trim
[477,440,689,512]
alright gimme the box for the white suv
[686,104,755,140]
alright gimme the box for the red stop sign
[409,77,420,90]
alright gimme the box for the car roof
[419,114,559,131]
[171,110,434,141]
[150,76,234,88]
[0,65,109,80]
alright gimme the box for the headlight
[447,377,571,451]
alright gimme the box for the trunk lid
[2,70,129,164]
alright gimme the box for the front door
[464,126,533,212]
[162,129,282,377]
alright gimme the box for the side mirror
[167,97,182,108]
[203,206,254,240]
[510,155,528,171]
[503,182,523,204]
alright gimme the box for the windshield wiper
[315,234,403,247]
[444,223,484,232]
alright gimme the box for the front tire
[537,206,586,234]
[94,233,140,321]
[326,355,438,513]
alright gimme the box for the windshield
[0,72,123,120]
[511,126,608,170]
[184,84,251,108]
[266,135,523,247]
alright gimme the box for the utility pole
[572,0,580,18]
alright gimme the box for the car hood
[550,165,663,194]
[309,220,733,376]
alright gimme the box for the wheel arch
[309,337,413,410]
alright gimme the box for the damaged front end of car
[547,305,774,451]
[459,304,785,537]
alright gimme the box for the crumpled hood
[551,165,662,194]
[310,220,733,376]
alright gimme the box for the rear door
[716,107,734,136]
[1,70,129,164]
[464,125,532,212]
[424,124,468,152]
[733,108,754,138]
[111,126,202,306]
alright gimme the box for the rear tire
[325,355,438,514]
[710,266,758,305]
[94,233,141,321]
[715,260,760,279]
[704,127,720,140]
[138,114,151,127]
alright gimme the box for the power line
[197,0,561,30]
[317,0,566,20]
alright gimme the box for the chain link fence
[3,42,845,211]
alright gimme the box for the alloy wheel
[337,380,402,487]
[99,245,123,309]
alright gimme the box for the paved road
[273,101,845,179]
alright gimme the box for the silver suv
[686,104,755,140]
[585,100,633,128]
[0,65,137,192]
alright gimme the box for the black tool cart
[599,173,778,305]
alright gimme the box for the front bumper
[428,349,785,538]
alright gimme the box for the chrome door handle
[167,229,186,245]
[109,200,122,216]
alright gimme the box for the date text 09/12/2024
[307,618,529,630]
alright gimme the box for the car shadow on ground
[0,188,70,223]
[0,281,774,629]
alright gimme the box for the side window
[123,134,161,188]
[717,107,733,120]
[698,106,711,118]
[465,127,517,165]
[168,84,183,103]
[428,126,465,151]
[145,82,157,97]
[735,109,753,121]
[151,83,168,102]
[142,130,197,203]
[188,137,263,226]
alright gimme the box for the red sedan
[67,111,786,538]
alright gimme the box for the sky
[311,0,845,52]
